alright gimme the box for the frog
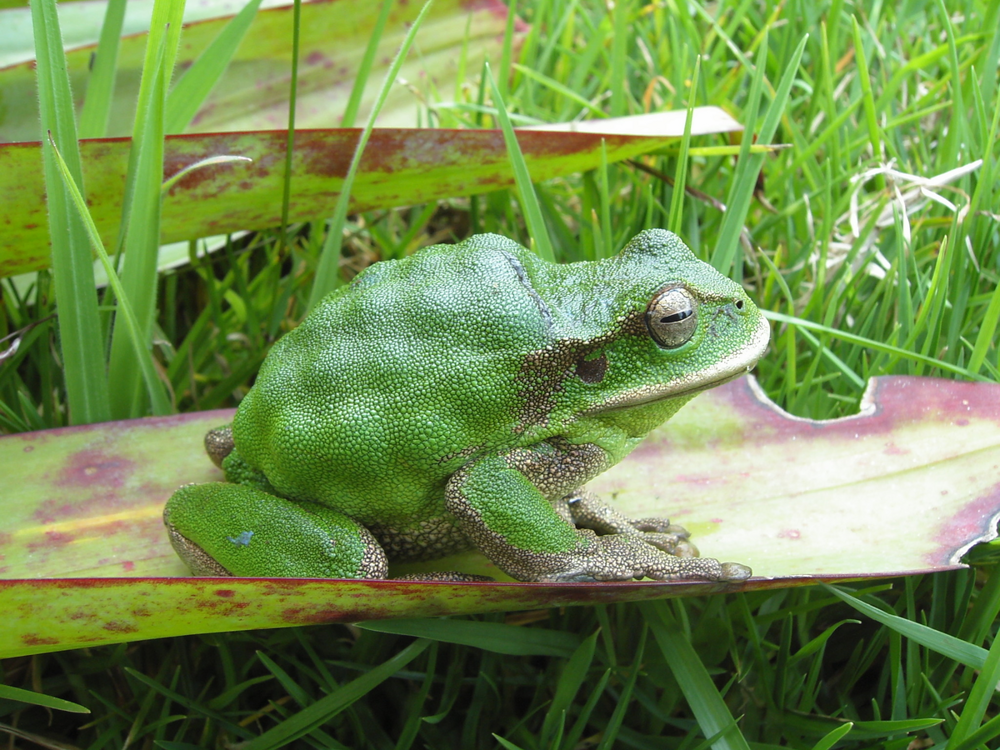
[163,229,769,583]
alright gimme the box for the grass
[2,0,1000,748]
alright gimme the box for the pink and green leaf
[0,109,742,278]
[2,375,998,658]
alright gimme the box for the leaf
[1,375,997,658]
[0,108,742,278]
[0,0,519,140]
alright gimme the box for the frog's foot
[164,483,388,579]
[445,458,751,584]
[204,425,235,468]
[554,492,699,558]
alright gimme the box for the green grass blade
[712,32,808,274]
[764,310,981,380]
[809,722,854,750]
[279,0,302,243]
[240,639,430,750]
[47,136,172,416]
[709,28,766,273]
[340,0,394,129]
[486,63,555,261]
[106,22,172,418]
[595,624,646,750]
[0,684,90,714]
[946,605,1000,748]
[359,618,581,657]
[823,584,988,669]
[30,0,111,425]
[165,0,264,134]
[609,0,629,116]
[540,630,598,748]
[851,16,884,167]
[307,0,433,310]
[78,0,126,138]
[668,54,699,236]
[642,601,752,750]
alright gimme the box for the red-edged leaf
[1,375,998,657]
[0,109,742,277]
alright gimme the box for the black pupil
[661,309,692,324]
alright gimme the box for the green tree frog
[164,230,769,582]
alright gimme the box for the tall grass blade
[106,30,171,418]
[78,0,126,138]
[240,640,430,750]
[486,63,554,261]
[307,0,434,310]
[642,600,752,750]
[106,0,185,418]
[165,0,264,133]
[712,33,808,274]
[279,0,302,242]
[341,0,394,129]
[668,54,699,236]
[31,0,110,425]
[48,137,172,416]
[823,584,988,668]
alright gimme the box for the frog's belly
[367,515,474,561]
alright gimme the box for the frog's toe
[392,572,495,582]
[641,532,699,557]
[632,518,691,538]
[638,546,752,582]
[204,426,235,468]
[719,562,753,581]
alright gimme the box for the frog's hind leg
[164,483,388,579]
[445,454,750,583]
[553,492,699,558]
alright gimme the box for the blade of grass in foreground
[947,619,1000,749]
[106,26,171,419]
[0,684,90,714]
[240,639,430,750]
[165,0,264,133]
[106,0,185,419]
[486,62,555,261]
[358,617,580,657]
[77,0,126,138]
[48,136,172,416]
[712,32,808,275]
[31,0,110,425]
[641,600,751,750]
[307,0,433,310]
[823,584,988,669]
[764,310,983,380]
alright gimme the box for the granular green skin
[164,230,769,582]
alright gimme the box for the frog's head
[517,229,770,432]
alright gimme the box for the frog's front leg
[164,483,389,578]
[444,446,751,583]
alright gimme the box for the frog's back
[232,235,555,523]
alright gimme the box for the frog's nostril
[735,299,745,311]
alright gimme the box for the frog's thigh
[163,483,388,579]
[445,456,749,583]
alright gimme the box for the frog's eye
[646,287,698,349]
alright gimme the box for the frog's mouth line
[585,315,770,414]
